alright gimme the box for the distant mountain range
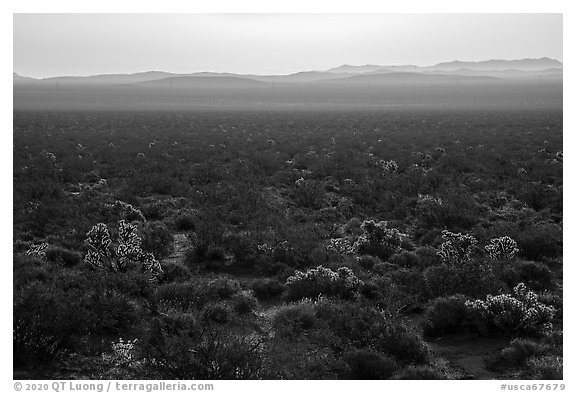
[14,57,563,89]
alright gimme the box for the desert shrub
[14,277,138,367]
[541,330,563,349]
[466,283,556,336]
[13,254,51,287]
[273,300,318,337]
[201,302,232,324]
[395,365,447,380]
[488,338,551,370]
[516,224,562,261]
[140,201,165,221]
[285,265,362,301]
[344,350,398,379]
[106,269,155,299]
[14,281,84,367]
[45,246,82,267]
[205,277,242,300]
[358,255,380,270]
[526,355,563,380]
[231,291,258,314]
[155,281,198,310]
[143,325,264,379]
[500,261,554,291]
[422,295,470,337]
[140,221,174,259]
[250,278,284,301]
[537,292,563,321]
[174,213,197,231]
[388,268,427,298]
[158,262,191,284]
[415,246,442,268]
[314,300,430,365]
[156,277,240,311]
[359,280,380,300]
[222,233,258,268]
[389,251,419,268]
[291,178,326,209]
[373,261,399,274]
[186,243,227,267]
[157,311,200,336]
[423,260,500,299]
[353,220,403,261]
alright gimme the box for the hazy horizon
[14,14,562,79]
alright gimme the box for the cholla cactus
[336,266,362,290]
[103,338,139,367]
[377,159,398,173]
[417,194,443,205]
[295,177,306,187]
[285,265,362,300]
[112,200,145,222]
[438,230,478,265]
[116,220,144,271]
[85,223,114,270]
[326,238,356,255]
[465,283,555,335]
[256,243,274,254]
[84,220,162,280]
[26,243,48,260]
[354,220,402,254]
[485,236,519,261]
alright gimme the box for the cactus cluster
[84,220,162,279]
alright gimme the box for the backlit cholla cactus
[103,338,139,367]
[326,237,356,255]
[85,223,114,270]
[485,236,519,261]
[26,243,48,260]
[256,243,274,254]
[465,283,555,335]
[438,230,478,265]
[285,265,362,300]
[353,220,403,257]
[377,159,398,173]
[84,220,162,280]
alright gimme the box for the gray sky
[13,13,563,78]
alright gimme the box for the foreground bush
[488,338,551,371]
[422,295,470,337]
[466,283,555,336]
[144,324,265,379]
[344,350,398,380]
[394,365,447,380]
[526,355,563,380]
[314,299,430,365]
[14,275,138,368]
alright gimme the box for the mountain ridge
[14,57,563,87]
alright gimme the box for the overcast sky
[13,13,563,78]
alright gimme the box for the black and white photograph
[11,10,565,384]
